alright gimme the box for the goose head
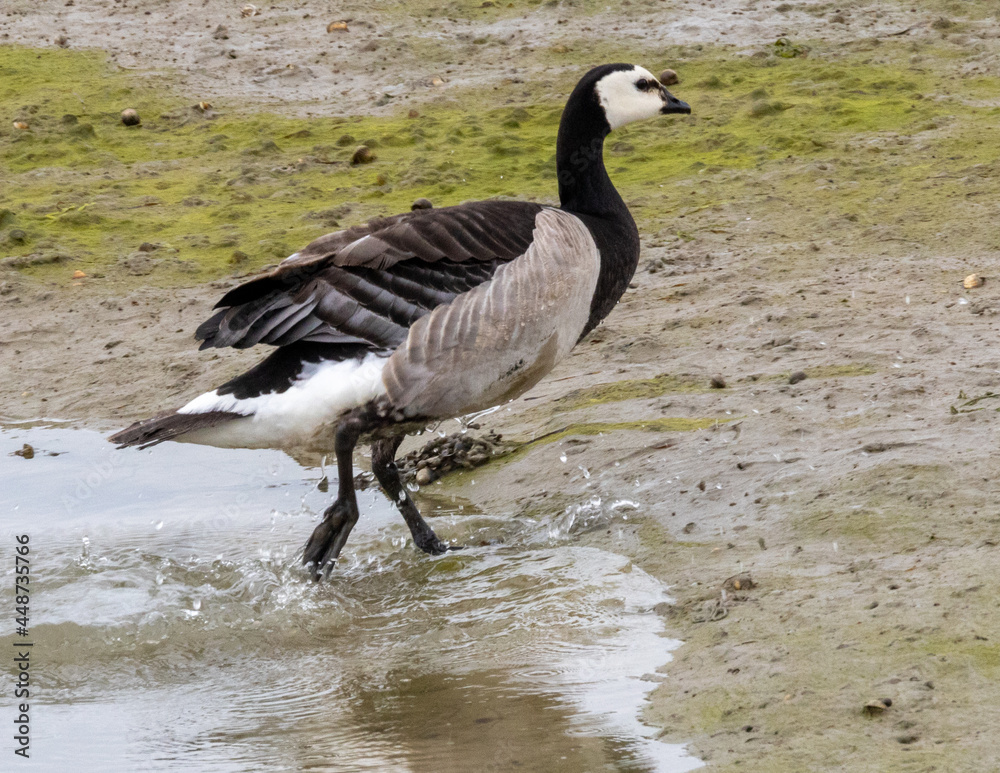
[591,64,691,130]
[556,64,691,213]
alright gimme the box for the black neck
[555,95,627,219]
[554,74,641,339]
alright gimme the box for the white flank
[594,66,664,130]
[176,354,389,449]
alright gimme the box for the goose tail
[109,410,242,449]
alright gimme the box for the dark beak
[660,87,691,115]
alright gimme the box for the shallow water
[0,422,701,772]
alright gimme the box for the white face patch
[594,66,666,130]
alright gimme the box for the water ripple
[1,425,701,772]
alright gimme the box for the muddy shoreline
[4,0,1000,769]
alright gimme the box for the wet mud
[3,0,1000,769]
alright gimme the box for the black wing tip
[109,410,242,449]
[194,308,230,347]
[108,420,169,449]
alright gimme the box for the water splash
[0,425,701,773]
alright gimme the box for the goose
[110,63,691,578]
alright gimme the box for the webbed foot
[303,498,359,580]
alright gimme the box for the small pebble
[9,229,27,243]
[241,4,259,17]
[398,429,503,482]
[13,121,29,130]
[723,572,755,591]
[789,370,807,385]
[13,444,34,459]
[963,273,984,289]
[862,701,885,716]
[54,34,69,48]
[411,198,433,210]
[121,108,141,126]
[659,68,679,86]
[430,76,445,86]
[710,375,726,389]
[408,109,420,119]
[415,467,435,486]
[327,20,349,32]
[212,24,229,40]
[862,698,892,716]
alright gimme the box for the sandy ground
[0,0,944,114]
[4,0,1000,770]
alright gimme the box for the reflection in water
[0,422,701,772]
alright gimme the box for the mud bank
[3,1,1000,769]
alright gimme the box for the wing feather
[382,209,601,419]
[197,200,544,354]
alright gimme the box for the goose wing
[196,200,545,353]
[382,208,601,419]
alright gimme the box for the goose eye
[636,79,650,90]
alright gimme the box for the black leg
[302,410,369,579]
[371,435,450,555]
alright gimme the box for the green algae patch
[603,52,957,181]
[553,373,708,411]
[498,417,731,469]
[431,416,726,486]
[4,42,1000,290]
[527,417,725,445]
[806,363,877,379]
[0,46,562,285]
[775,363,878,383]
[786,463,967,549]
[899,0,997,21]
[347,0,594,22]
[919,634,1000,675]
[379,0,606,21]
[950,391,1000,414]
